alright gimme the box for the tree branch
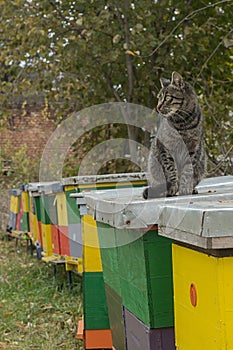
[143,0,232,58]
[195,29,233,82]
[124,0,134,102]
[103,72,122,102]
[208,145,233,175]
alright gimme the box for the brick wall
[1,109,56,158]
[1,107,57,175]
[0,107,57,231]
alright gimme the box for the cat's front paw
[178,188,198,196]
[167,182,178,197]
[178,182,195,196]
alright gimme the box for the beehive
[158,176,233,350]
[83,185,175,350]
[71,173,147,349]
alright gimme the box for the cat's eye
[164,95,171,102]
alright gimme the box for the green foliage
[62,123,145,177]
[0,0,232,177]
[0,141,40,189]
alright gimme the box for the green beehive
[97,222,173,328]
[47,194,58,225]
[97,222,121,296]
[83,187,174,330]
[65,188,81,225]
[70,174,147,344]
[20,212,30,232]
[83,272,110,330]
[65,188,82,258]
[117,228,173,328]
[40,195,51,225]
[27,183,43,245]
[17,188,30,233]
[33,196,42,223]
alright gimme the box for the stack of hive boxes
[8,186,30,238]
[96,222,175,350]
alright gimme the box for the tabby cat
[143,71,206,199]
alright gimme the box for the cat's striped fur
[143,71,206,199]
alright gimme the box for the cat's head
[156,72,196,118]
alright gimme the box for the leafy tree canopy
[0,0,232,176]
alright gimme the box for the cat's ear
[171,72,184,88]
[160,78,170,88]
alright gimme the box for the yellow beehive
[21,191,29,213]
[56,192,68,226]
[10,194,19,214]
[41,223,53,256]
[173,244,233,350]
[28,196,39,243]
[65,257,83,274]
[29,211,38,242]
[82,214,102,272]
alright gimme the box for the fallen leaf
[3,311,13,317]
[66,318,72,326]
[126,50,137,56]
[42,305,54,310]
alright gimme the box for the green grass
[0,235,84,350]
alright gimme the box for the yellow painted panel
[29,196,33,214]
[9,196,14,212]
[22,191,29,212]
[65,257,83,274]
[41,223,53,256]
[64,185,76,191]
[56,192,68,226]
[28,196,37,242]
[10,195,19,214]
[173,244,233,350]
[29,212,37,242]
[28,197,34,239]
[78,180,146,190]
[82,215,102,272]
[220,258,233,349]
